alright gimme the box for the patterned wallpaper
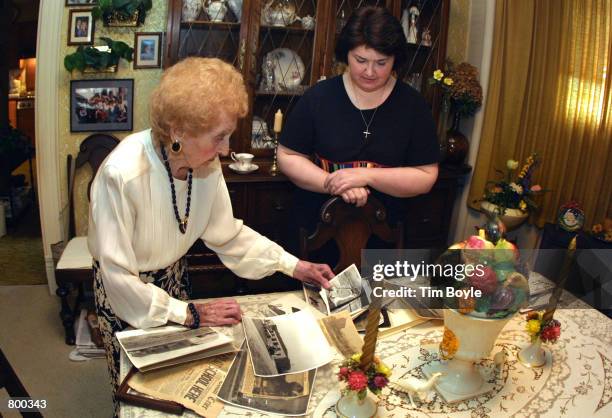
[447,0,470,64]
[58,1,168,236]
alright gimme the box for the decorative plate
[557,204,584,232]
[265,48,305,90]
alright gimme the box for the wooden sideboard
[188,161,470,298]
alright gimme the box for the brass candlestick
[270,131,280,176]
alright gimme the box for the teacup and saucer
[229,152,258,174]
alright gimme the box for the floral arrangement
[591,218,612,242]
[525,311,562,343]
[429,62,483,118]
[483,153,547,215]
[337,353,392,400]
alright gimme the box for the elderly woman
[88,57,333,412]
[278,7,439,261]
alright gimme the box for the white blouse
[88,130,298,329]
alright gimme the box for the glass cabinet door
[246,0,326,155]
[399,0,448,123]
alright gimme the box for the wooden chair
[55,133,119,345]
[299,196,404,273]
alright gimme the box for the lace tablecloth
[120,291,612,418]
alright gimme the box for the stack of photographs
[218,307,334,416]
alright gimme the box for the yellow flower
[519,201,527,211]
[506,159,519,170]
[375,362,392,377]
[433,70,444,81]
[526,319,541,335]
[443,77,454,86]
[351,353,362,362]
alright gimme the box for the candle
[359,307,381,370]
[273,109,283,133]
[542,236,576,322]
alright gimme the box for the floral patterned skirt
[93,258,191,416]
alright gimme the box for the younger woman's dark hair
[335,6,408,71]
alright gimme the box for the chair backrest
[299,196,404,273]
[67,133,119,238]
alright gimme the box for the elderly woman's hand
[293,260,334,289]
[324,168,370,196]
[185,299,242,327]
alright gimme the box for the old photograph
[324,264,363,310]
[217,343,316,416]
[242,310,333,377]
[116,325,235,372]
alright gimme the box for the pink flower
[530,184,542,192]
[338,367,349,380]
[347,371,368,391]
[540,320,561,343]
[374,375,388,389]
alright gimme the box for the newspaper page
[127,353,236,418]
[116,326,234,372]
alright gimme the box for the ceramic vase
[427,309,512,396]
[518,337,546,367]
[443,113,469,164]
[480,201,529,231]
[335,391,377,418]
[182,0,202,21]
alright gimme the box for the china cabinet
[164,0,461,297]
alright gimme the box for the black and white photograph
[217,343,316,416]
[260,293,325,319]
[66,0,98,5]
[242,310,333,377]
[70,79,134,132]
[324,263,363,310]
[67,8,94,45]
[134,32,162,69]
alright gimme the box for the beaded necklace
[160,144,193,234]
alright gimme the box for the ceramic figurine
[407,6,420,44]
[393,372,442,408]
[421,28,432,46]
[261,55,276,92]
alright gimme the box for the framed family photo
[66,0,98,6]
[67,9,95,46]
[134,32,162,69]
[70,79,134,132]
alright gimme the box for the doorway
[0,0,45,286]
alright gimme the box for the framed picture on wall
[67,9,95,46]
[134,32,162,69]
[66,1,98,6]
[70,79,134,132]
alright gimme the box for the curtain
[468,0,612,228]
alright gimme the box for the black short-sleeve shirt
[280,75,439,230]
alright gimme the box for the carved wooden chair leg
[56,285,76,345]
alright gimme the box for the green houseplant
[92,0,153,26]
[64,37,134,73]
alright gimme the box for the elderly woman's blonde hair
[150,57,248,144]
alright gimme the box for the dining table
[119,284,612,418]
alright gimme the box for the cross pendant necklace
[359,108,378,140]
[346,74,381,140]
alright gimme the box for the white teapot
[205,0,227,22]
[262,0,297,27]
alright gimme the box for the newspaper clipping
[127,353,236,417]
